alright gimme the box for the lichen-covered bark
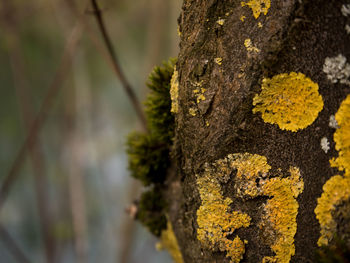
[166,0,350,262]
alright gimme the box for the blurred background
[0,0,181,262]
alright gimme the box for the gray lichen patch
[320,137,330,154]
[323,54,350,85]
[329,115,339,129]
[341,4,350,17]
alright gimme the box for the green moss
[126,58,176,186]
[126,59,176,237]
[126,132,169,186]
[145,58,176,143]
[137,187,167,237]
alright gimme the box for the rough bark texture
[166,0,350,262]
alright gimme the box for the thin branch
[89,0,148,131]
[0,21,84,213]
[119,181,141,263]
[66,135,88,263]
[62,83,89,263]
[0,224,31,263]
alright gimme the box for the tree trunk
[167,0,350,262]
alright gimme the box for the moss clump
[145,58,176,143]
[126,58,176,186]
[136,187,167,237]
[126,132,169,185]
[126,59,176,237]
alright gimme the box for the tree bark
[167,0,350,262]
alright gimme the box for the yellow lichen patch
[258,22,263,28]
[197,153,303,262]
[240,15,246,22]
[314,176,350,246]
[252,72,324,132]
[330,94,350,173]
[190,80,206,104]
[260,167,304,263]
[189,107,197,116]
[193,88,206,104]
[229,153,270,179]
[216,18,225,25]
[315,95,350,247]
[214,57,223,65]
[170,66,179,113]
[196,93,206,103]
[177,25,182,37]
[196,161,251,263]
[241,0,271,19]
[228,153,271,198]
[156,220,184,263]
[244,38,260,53]
[288,166,305,197]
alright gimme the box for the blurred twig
[117,1,167,261]
[65,124,89,263]
[89,0,148,131]
[0,224,31,263]
[119,181,141,263]
[0,21,84,213]
[1,3,57,262]
[62,65,89,263]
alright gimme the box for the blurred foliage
[0,0,180,262]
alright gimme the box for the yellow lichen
[157,220,184,263]
[229,153,270,179]
[258,22,263,28]
[190,80,207,104]
[252,72,324,132]
[228,153,303,262]
[244,38,260,53]
[240,15,246,22]
[193,88,206,104]
[170,66,179,113]
[214,57,223,65]
[330,94,350,173]
[177,25,182,37]
[197,153,303,262]
[314,176,350,246]
[189,107,197,116]
[261,167,304,263]
[241,0,271,19]
[196,94,206,103]
[315,94,350,247]
[228,153,271,198]
[216,18,225,25]
[196,160,251,263]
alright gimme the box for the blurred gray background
[0,0,181,262]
